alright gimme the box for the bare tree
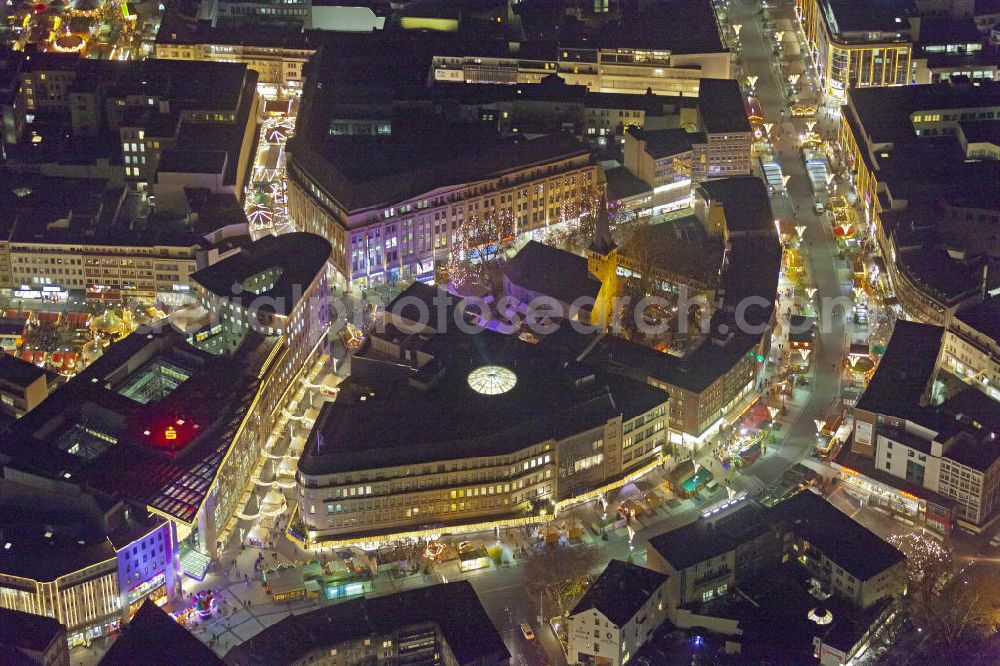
[888,533,1000,651]
[447,208,517,294]
[522,544,600,618]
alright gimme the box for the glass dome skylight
[467,365,517,395]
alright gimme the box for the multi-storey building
[943,296,1000,401]
[911,16,1000,84]
[0,174,247,301]
[154,1,316,92]
[795,0,915,98]
[567,560,670,666]
[295,283,669,545]
[226,582,510,665]
[647,491,906,613]
[623,128,704,211]
[1,55,259,207]
[691,78,754,180]
[288,60,598,287]
[0,607,70,666]
[839,79,1000,324]
[432,0,730,94]
[0,354,55,419]
[847,320,1000,531]
[0,479,176,648]
[1,233,331,564]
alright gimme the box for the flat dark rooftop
[960,120,1000,145]
[822,0,914,34]
[298,329,667,476]
[0,487,117,582]
[157,149,227,175]
[697,177,774,234]
[224,581,509,666]
[604,166,652,201]
[848,81,1000,146]
[896,247,982,303]
[878,425,935,455]
[917,17,983,45]
[190,232,331,316]
[956,295,1000,342]
[648,502,770,571]
[855,320,944,420]
[502,240,601,305]
[592,0,725,55]
[570,560,668,627]
[292,121,589,213]
[942,386,1000,435]
[637,128,706,159]
[767,490,905,581]
[697,78,752,134]
[70,58,250,113]
[0,354,46,387]
[945,431,1000,472]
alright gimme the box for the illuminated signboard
[140,417,199,454]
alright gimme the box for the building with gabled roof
[567,560,670,666]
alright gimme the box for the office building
[691,78,754,180]
[189,231,331,376]
[795,0,916,98]
[0,174,248,301]
[646,491,905,664]
[0,478,176,648]
[1,54,259,209]
[431,0,731,96]
[1,233,331,568]
[0,354,56,419]
[296,283,669,544]
[943,295,1000,401]
[839,79,1000,325]
[225,581,510,666]
[911,16,1000,84]
[288,57,597,287]
[846,320,1000,531]
[567,560,670,666]
[154,0,320,92]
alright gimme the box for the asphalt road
[729,0,850,492]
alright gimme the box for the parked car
[813,201,826,214]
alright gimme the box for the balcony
[694,566,732,588]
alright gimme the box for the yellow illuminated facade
[796,0,912,98]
